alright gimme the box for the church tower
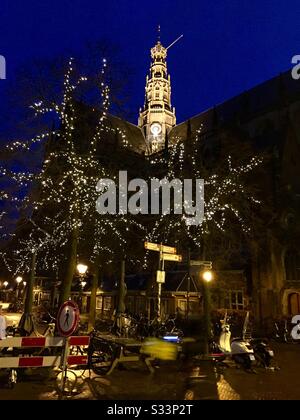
[138,30,176,154]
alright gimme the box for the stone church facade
[122,37,300,323]
[14,37,300,326]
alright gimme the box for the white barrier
[0,336,90,369]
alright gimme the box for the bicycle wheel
[55,370,78,394]
[8,369,17,389]
[156,324,168,338]
[165,319,176,333]
[88,342,115,375]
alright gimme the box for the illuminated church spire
[138,27,176,155]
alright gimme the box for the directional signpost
[144,242,177,254]
[190,260,212,276]
[144,241,182,319]
[162,254,182,262]
[190,260,212,269]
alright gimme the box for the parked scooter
[250,338,275,369]
[242,312,277,370]
[218,312,256,372]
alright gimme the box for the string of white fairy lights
[0,57,144,275]
[146,127,263,258]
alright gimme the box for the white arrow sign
[144,242,177,254]
[162,254,182,262]
[190,260,212,268]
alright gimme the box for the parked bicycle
[87,329,117,375]
[132,313,184,340]
[272,319,298,344]
[109,313,138,338]
[32,312,56,338]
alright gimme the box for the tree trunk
[203,280,212,355]
[24,250,37,314]
[88,258,100,332]
[201,233,211,355]
[117,260,126,314]
[18,250,37,336]
[59,226,78,306]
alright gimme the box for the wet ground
[219,342,300,400]
[0,342,299,400]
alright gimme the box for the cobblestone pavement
[219,342,300,400]
[0,342,299,400]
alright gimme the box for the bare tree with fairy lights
[0,58,144,313]
[147,125,266,267]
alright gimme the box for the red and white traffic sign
[57,300,80,337]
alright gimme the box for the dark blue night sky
[0,0,300,133]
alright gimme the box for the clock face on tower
[150,123,162,137]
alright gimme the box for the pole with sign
[144,242,177,254]
[158,244,163,321]
[56,300,80,395]
[144,242,182,320]
[162,254,182,262]
[156,270,166,284]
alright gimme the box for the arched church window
[288,293,300,316]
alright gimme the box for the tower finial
[157,24,161,42]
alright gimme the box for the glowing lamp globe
[77,264,88,276]
[16,276,23,284]
[202,270,213,283]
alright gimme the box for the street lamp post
[2,281,8,301]
[15,276,23,299]
[190,259,214,355]
[201,269,213,356]
[77,264,88,278]
[80,280,87,311]
[80,281,87,288]
[22,281,27,299]
[77,263,88,311]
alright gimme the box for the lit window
[224,290,244,310]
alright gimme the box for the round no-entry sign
[57,300,80,337]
